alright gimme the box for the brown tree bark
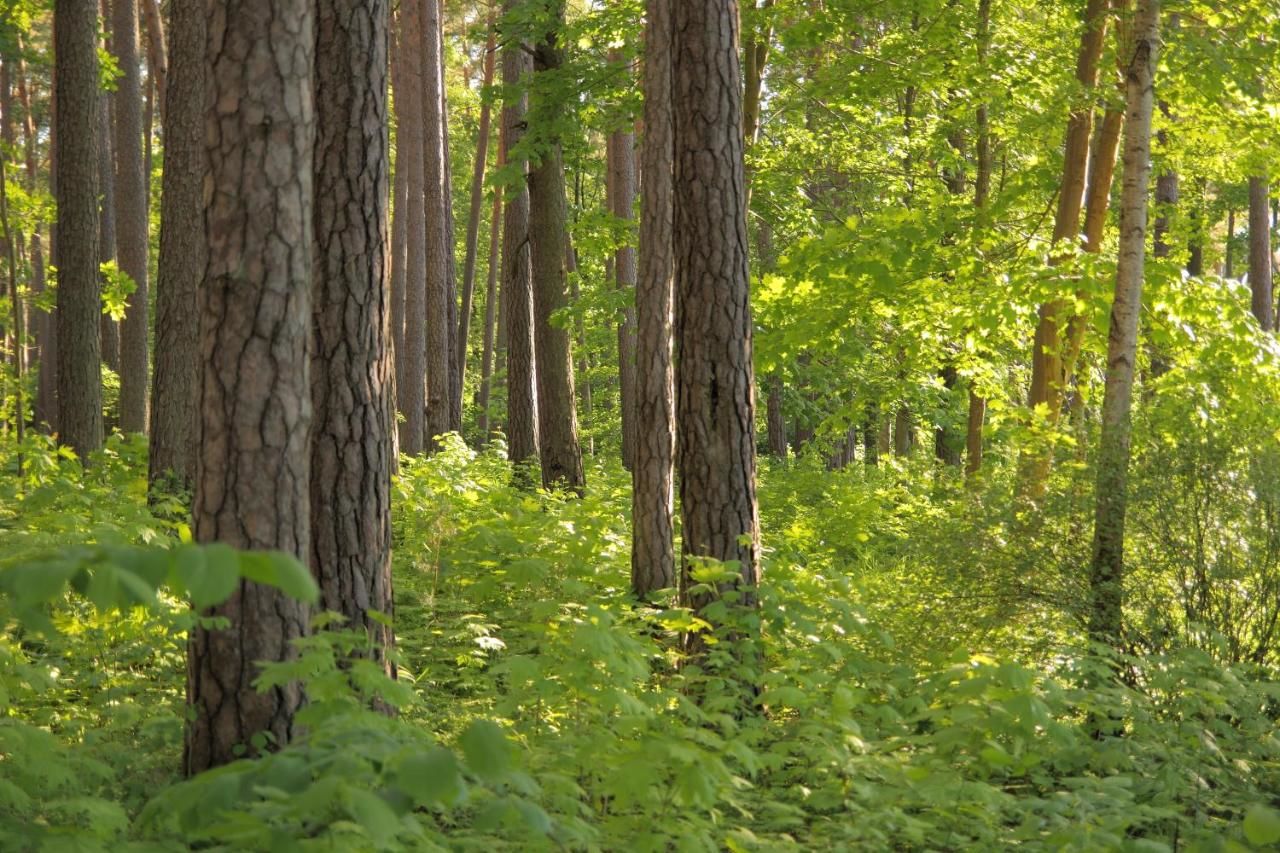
[477,137,503,446]
[54,0,103,459]
[97,63,119,373]
[18,48,52,432]
[185,0,315,774]
[766,373,786,458]
[673,0,760,607]
[631,0,676,597]
[1249,176,1272,331]
[397,0,427,454]
[422,0,452,449]
[893,406,913,457]
[966,0,992,482]
[142,0,166,124]
[312,0,395,670]
[112,0,150,434]
[388,20,407,416]
[1089,0,1158,647]
[148,0,205,492]
[608,90,638,471]
[456,22,496,415]
[501,9,538,472]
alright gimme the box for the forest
[2,0,1280,849]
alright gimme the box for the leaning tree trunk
[397,0,427,454]
[673,0,760,609]
[528,5,585,493]
[185,0,314,774]
[54,0,103,459]
[1089,0,1158,648]
[312,0,396,672]
[501,5,538,473]
[112,0,150,434]
[631,0,676,598]
[149,0,204,492]
[421,0,452,449]
[1249,176,1272,331]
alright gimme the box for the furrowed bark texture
[54,0,103,459]
[422,0,451,449]
[397,0,427,454]
[312,0,395,668]
[186,0,315,774]
[673,0,760,605]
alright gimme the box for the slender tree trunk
[142,0,166,124]
[113,0,149,434]
[148,0,204,491]
[389,21,407,419]
[98,74,119,373]
[741,0,773,149]
[54,0,103,459]
[863,405,879,467]
[422,0,452,448]
[456,22,496,416]
[502,6,538,472]
[766,373,786,458]
[528,4,584,492]
[186,0,315,774]
[568,234,593,455]
[631,0,676,597]
[608,89,638,471]
[1249,176,1272,331]
[1089,0,1158,647]
[397,1,427,454]
[440,7,462,435]
[966,0,992,482]
[477,138,503,446]
[674,0,760,609]
[19,49,52,432]
[894,406,913,456]
[312,0,395,671]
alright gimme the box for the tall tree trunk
[456,22,496,416]
[674,0,760,609]
[501,2,537,473]
[1089,0,1158,647]
[142,0,166,123]
[477,138,503,446]
[186,0,315,774]
[312,0,395,671]
[1225,208,1235,279]
[608,86,638,471]
[389,21,407,418]
[54,0,103,459]
[935,366,962,466]
[741,0,773,149]
[113,0,150,434]
[528,3,584,492]
[19,49,52,432]
[397,1,427,454]
[440,6,462,435]
[966,0,992,482]
[148,0,204,492]
[1249,176,1272,331]
[631,0,676,598]
[1023,0,1111,493]
[863,404,879,467]
[98,71,119,373]
[422,0,452,448]
[765,373,786,458]
[894,406,913,457]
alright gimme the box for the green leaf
[459,720,511,784]
[175,544,241,609]
[397,747,464,806]
[346,788,399,847]
[1244,805,1280,846]
[238,551,319,605]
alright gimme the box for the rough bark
[397,0,427,454]
[456,23,496,414]
[142,0,167,123]
[113,0,150,434]
[608,94,638,471]
[631,0,676,598]
[501,5,537,471]
[19,50,52,432]
[54,0,103,459]
[149,0,205,492]
[98,78,119,372]
[673,0,760,606]
[312,0,395,669]
[477,138,503,446]
[526,7,584,492]
[422,0,452,448]
[1089,0,1158,647]
[186,0,315,774]
[388,22,407,414]
[1249,176,1272,331]
[765,373,785,458]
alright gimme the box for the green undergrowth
[1,433,1279,850]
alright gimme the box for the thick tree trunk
[631,0,676,597]
[528,8,584,492]
[1249,177,1272,331]
[477,139,503,446]
[113,0,150,434]
[456,23,496,416]
[1089,0,1158,647]
[312,0,395,671]
[422,0,452,448]
[98,82,119,373]
[397,1,427,454]
[673,0,760,607]
[54,0,103,459]
[501,6,537,472]
[609,103,638,472]
[186,0,315,774]
[148,0,204,492]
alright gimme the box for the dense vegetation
[3,0,1280,849]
